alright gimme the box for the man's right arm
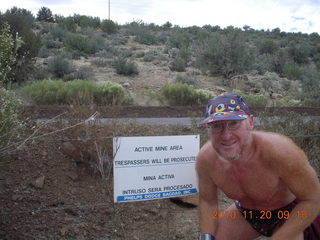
[196,149,219,237]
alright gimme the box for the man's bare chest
[213,161,282,203]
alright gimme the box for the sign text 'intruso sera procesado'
[113,135,199,202]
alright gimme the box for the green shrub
[57,16,77,32]
[21,79,132,106]
[125,21,158,45]
[287,99,302,107]
[160,83,212,106]
[242,94,269,107]
[162,21,172,29]
[169,57,186,72]
[253,54,274,74]
[142,51,156,62]
[161,83,193,105]
[32,66,49,81]
[50,25,67,42]
[196,31,253,78]
[0,88,22,152]
[109,35,128,45]
[91,58,109,68]
[38,46,52,58]
[80,27,95,36]
[112,57,138,76]
[135,51,145,58]
[65,80,96,105]
[298,67,320,106]
[4,7,35,26]
[259,40,279,55]
[2,9,41,83]
[167,31,190,49]
[101,20,118,34]
[74,15,101,29]
[178,46,191,63]
[90,35,106,53]
[95,44,119,58]
[73,66,94,80]
[282,61,302,80]
[36,7,54,22]
[41,35,63,49]
[135,29,157,45]
[174,74,197,86]
[0,23,20,87]
[119,48,134,58]
[301,98,319,107]
[65,33,96,55]
[94,82,126,105]
[21,79,66,105]
[195,89,214,105]
[124,91,134,105]
[47,55,74,78]
[67,50,84,60]
[271,49,290,75]
[288,42,311,64]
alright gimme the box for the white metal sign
[113,135,199,202]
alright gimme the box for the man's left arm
[271,139,320,240]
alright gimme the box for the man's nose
[220,125,232,139]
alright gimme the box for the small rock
[41,150,48,157]
[153,59,160,65]
[12,194,24,201]
[32,176,45,189]
[73,226,80,234]
[0,179,6,192]
[80,223,87,228]
[92,225,102,231]
[145,208,159,215]
[172,194,198,207]
[174,233,185,239]
[122,82,130,88]
[61,142,77,154]
[60,227,68,236]
[66,172,78,181]
[64,208,78,216]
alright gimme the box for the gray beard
[219,152,241,162]
[211,144,242,162]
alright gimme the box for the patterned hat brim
[198,112,249,125]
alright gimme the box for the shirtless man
[196,93,320,240]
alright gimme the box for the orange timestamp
[210,210,308,220]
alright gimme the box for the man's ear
[248,115,254,130]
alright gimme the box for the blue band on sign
[117,188,198,202]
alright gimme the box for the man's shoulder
[198,141,218,163]
[253,131,306,163]
[198,141,212,157]
[253,130,295,146]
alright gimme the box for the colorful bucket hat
[199,93,250,125]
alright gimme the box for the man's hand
[198,233,216,240]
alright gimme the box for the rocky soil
[0,106,282,240]
[5,105,320,239]
[0,116,217,240]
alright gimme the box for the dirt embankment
[22,106,320,119]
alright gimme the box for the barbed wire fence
[1,113,320,239]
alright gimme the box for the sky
[1,0,320,34]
